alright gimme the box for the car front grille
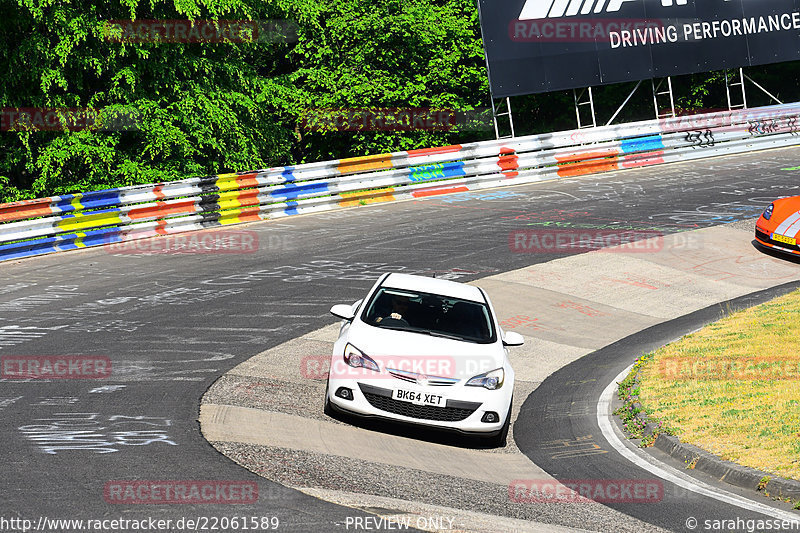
[358,383,480,422]
[756,229,800,252]
[387,368,459,386]
[387,369,416,383]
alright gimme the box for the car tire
[323,381,334,417]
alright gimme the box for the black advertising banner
[478,0,800,98]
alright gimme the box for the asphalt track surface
[516,282,800,533]
[1,146,800,532]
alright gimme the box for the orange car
[755,196,800,256]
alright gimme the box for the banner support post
[491,97,516,139]
[573,87,597,129]
[726,68,748,110]
[652,77,676,120]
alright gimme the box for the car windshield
[361,287,496,343]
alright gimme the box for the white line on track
[598,364,800,523]
[171,327,289,332]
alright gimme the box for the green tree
[1,0,297,202]
[281,0,489,162]
[0,0,491,203]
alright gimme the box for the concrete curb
[621,375,800,502]
[652,434,800,501]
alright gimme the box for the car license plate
[772,233,797,246]
[392,389,445,407]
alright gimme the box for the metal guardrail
[2,103,800,262]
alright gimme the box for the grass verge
[618,289,800,483]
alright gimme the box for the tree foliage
[0,0,489,202]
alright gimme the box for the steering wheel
[379,316,409,327]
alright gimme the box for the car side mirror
[502,331,524,346]
[330,304,356,321]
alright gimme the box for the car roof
[381,273,485,303]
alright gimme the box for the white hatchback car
[324,273,523,447]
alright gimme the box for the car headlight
[763,203,774,221]
[343,343,379,372]
[466,368,504,390]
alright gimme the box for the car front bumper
[755,227,800,256]
[327,377,512,435]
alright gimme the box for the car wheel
[323,381,334,417]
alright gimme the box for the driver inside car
[376,294,411,323]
